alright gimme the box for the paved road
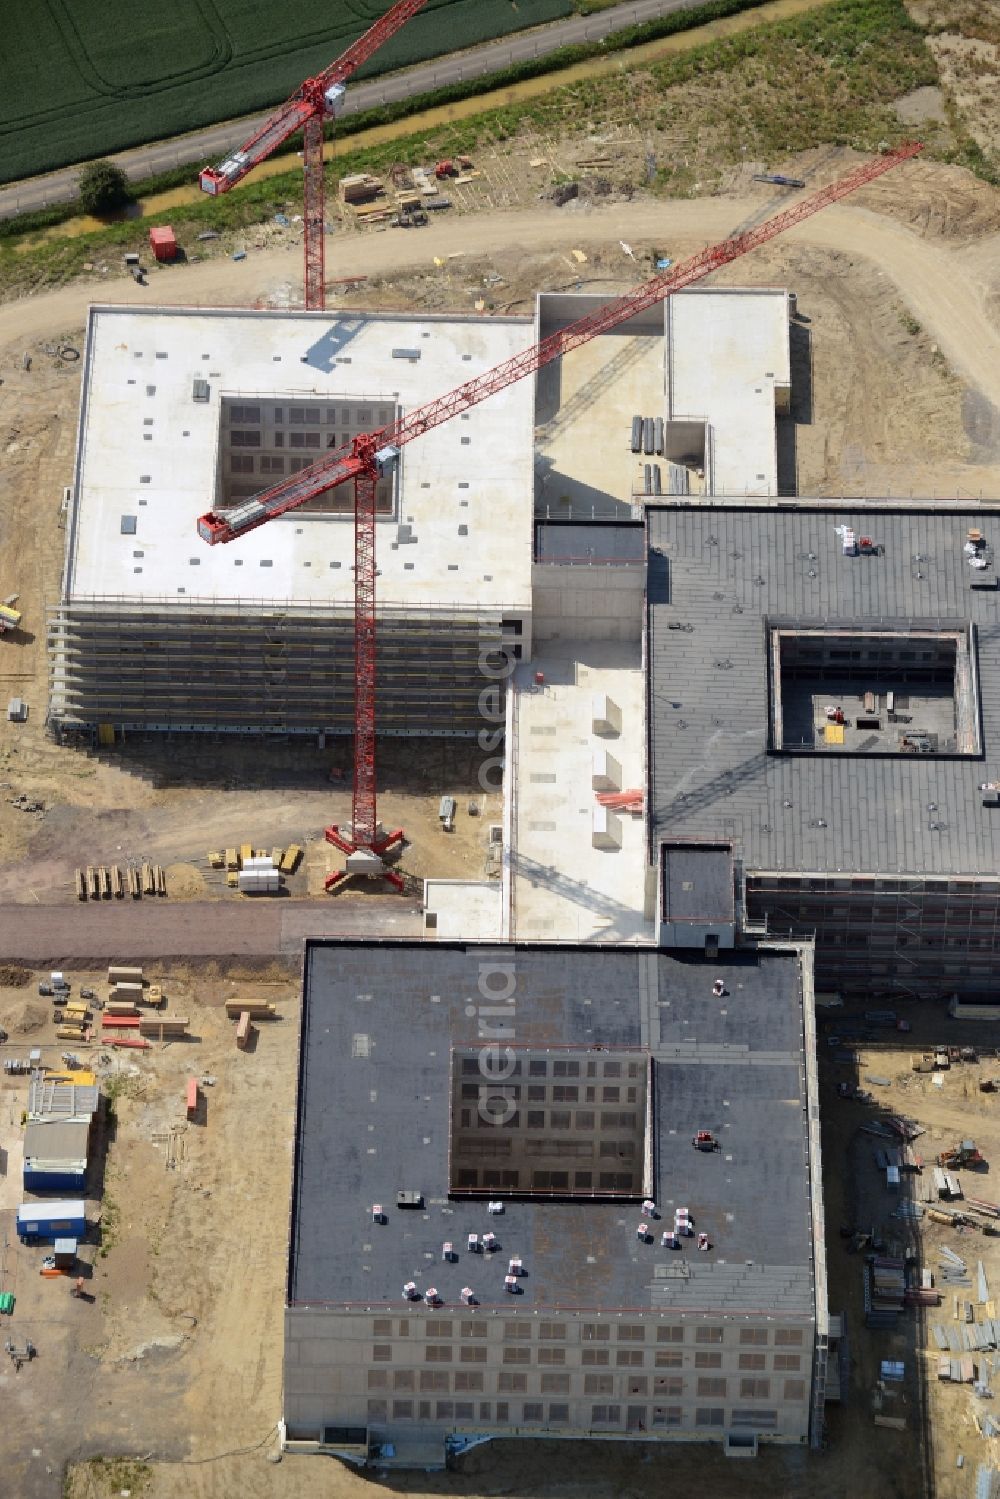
[0,0,714,220]
[0,898,423,963]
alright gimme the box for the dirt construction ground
[4,156,1000,930]
[1,136,1000,1498]
[2,974,995,1499]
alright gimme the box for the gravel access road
[0,897,423,963]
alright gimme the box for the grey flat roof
[661,843,734,924]
[535,521,645,564]
[23,1117,90,1163]
[647,503,1000,875]
[289,942,814,1319]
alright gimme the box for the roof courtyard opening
[769,623,980,756]
[216,393,398,514]
[448,1045,652,1198]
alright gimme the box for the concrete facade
[534,289,790,523]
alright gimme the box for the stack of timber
[74,864,141,899]
[108,965,142,984]
[224,1000,276,1021]
[138,1014,189,1038]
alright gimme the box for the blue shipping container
[16,1200,86,1242]
[23,1168,86,1192]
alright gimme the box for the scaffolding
[748,871,1000,997]
[48,595,523,736]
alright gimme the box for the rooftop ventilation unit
[192,379,210,402]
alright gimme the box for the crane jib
[199,0,431,193]
[197,142,921,538]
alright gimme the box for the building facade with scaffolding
[647,499,1000,997]
[49,304,535,737]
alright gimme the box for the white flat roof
[66,306,535,613]
[423,879,502,940]
[666,287,790,496]
[511,644,654,944]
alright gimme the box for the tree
[78,159,130,215]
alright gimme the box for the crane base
[324,824,406,893]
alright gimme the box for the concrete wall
[531,564,644,645]
[536,294,664,342]
[658,920,735,950]
[284,1304,814,1458]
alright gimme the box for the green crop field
[0,0,575,186]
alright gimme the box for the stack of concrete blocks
[591,695,623,850]
[238,856,282,895]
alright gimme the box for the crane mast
[198,0,428,309]
[196,142,922,889]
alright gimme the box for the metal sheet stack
[865,1256,905,1327]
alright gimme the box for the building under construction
[284,937,827,1465]
[48,290,790,737]
[647,499,1000,997]
[49,304,536,736]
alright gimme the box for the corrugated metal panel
[23,1118,90,1162]
[27,1078,99,1120]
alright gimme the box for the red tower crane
[199,0,428,310]
[198,142,922,891]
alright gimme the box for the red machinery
[197,143,922,889]
[198,0,428,310]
